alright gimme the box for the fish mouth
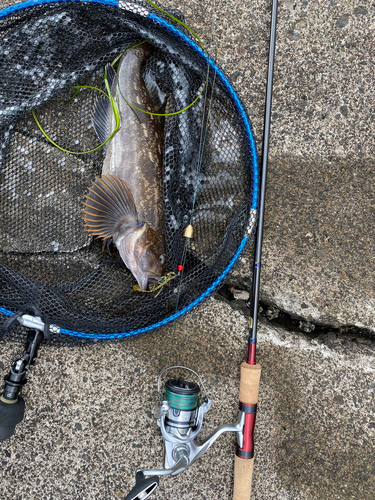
[147,275,162,290]
[115,223,165,291]
[136,274,161,292]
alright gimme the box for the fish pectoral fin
[82,175,138,239]
[104,63,117,93]
[93,96,112,146]
[92,64,117,145]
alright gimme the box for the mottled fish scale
[102,44,163,231]
[82,43,166,290]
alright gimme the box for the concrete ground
[1,1,374,500]
[0,299,374,499]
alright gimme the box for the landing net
[0,0,258,343]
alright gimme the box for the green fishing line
[165,387,199,410]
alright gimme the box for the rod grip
[239,362,261,405]
[233,362,261,500]
[233,455,255,500]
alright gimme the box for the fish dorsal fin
[82,174,138,239]
[143,67,167,112]
[92,64,117,145]
[104,63,117,92]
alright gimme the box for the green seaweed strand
[146,0,205,49]
[116,0,210,117]
[111,40,148,66]
[33,4,209,152]
[32,66,120,155]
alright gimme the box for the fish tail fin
[82,174,138,239]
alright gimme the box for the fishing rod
[0,0,280,495]
[124,1,279,499]
[233,0,278,497]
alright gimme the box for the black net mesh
[0,0,258,344]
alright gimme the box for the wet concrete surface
[0,299,374,499]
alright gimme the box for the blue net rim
[0,0,259,339]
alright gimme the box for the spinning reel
[125,367,250,500]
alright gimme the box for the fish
[82,43,167,291]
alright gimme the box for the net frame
[0,0,259,343]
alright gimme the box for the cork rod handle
[233,455,255,500]
[233,362,261,500]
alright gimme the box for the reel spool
[0,2,260,496]
[163,379,201,435]
[125,367,247,499]
[0,0,258,438]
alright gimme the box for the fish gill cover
[0,0,258,343]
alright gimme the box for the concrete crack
[215,284,375,343]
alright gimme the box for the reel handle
[233,362,261,500]
[124,471,159,500]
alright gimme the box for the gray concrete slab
[0,299,374,499]
[229,155,375,332]
[175,0,375,332]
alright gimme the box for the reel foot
[0,396,25,441]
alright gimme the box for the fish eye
[159,255,166,265]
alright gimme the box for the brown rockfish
[82,44,166,291]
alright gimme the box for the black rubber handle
[124,471,159,500]
[0,397,25,441]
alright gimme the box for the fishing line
[163,0,221,383]
[189,68,218,225]
[163,69,219,383]
[159,6,218,401]
[158,252,189,403]
[0,1,260,465]
[187,0,226,226]
[160,76,214,399]
[158,366,209,402]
